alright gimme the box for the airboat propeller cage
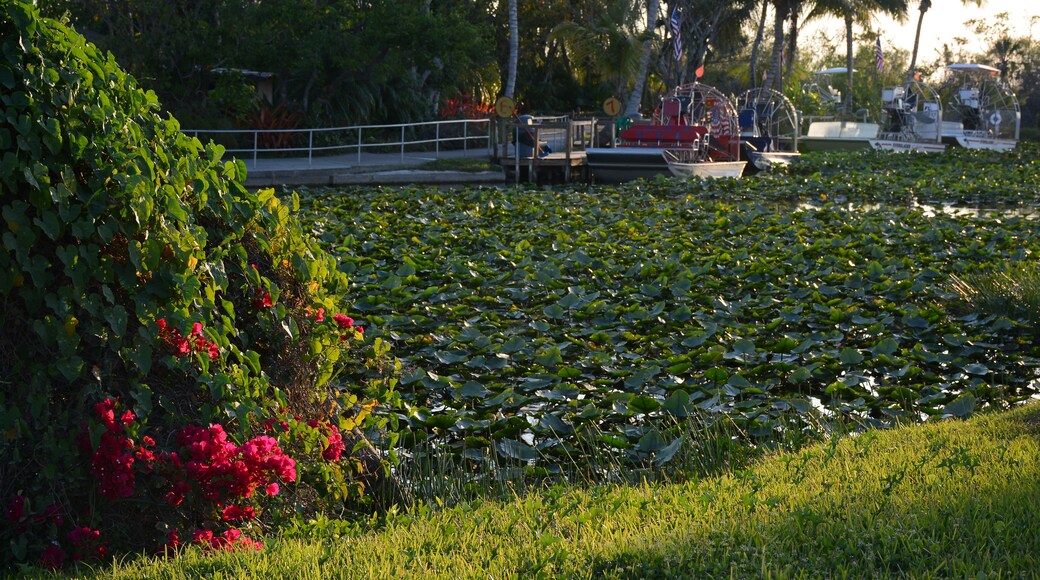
[653,82,741,162]
[734,87,800,151]
[945,63,1020,142]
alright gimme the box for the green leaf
[839,348,864,365]
[942,394,976,419]
[653,437,682,467]
[496,438,539,461]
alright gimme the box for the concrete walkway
[239,147,504,188]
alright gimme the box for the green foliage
[0,2,395,567]
[290,145,1040,480]
[49,0,498,127]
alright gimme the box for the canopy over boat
[946,63,1000,74]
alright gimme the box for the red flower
[39,544,66,570]
[265,483,280,496]
[191,322,204,336]
[253,290,273,309]
[333,314,353,328]
[220,504,256,522]
[5,495,25,522]
[321,424,345,462]
[314,307,325,322]
[121,410,135,426]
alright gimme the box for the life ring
[989,112,1002,126]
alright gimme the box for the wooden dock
[491,117,612,184]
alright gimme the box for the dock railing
[182,118,493,166]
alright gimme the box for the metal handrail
[182,118,492,166]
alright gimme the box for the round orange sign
[495,96,516,118]
[603,97,622,116]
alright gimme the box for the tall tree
[763,0,801,92]
[907,0,982,81]
[809,0,908,113]
[505,0,518,98]
[674,0,757,85]
[749,0,770,86]
[624,0,660,116]
[549,0,645,103]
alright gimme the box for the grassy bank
[79,403,1040,578]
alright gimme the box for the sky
[804,1,1039,62]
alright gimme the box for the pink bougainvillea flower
[191,322,203,336]
[265,482,280,496]
[333,314,353,328]
[121,409,135,426]
[314,307,325,322]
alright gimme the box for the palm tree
[906,0,983,81]
[749,0,770,86]
[625,0,661,116]
[763,0,801,92]
[549,1,646,105]
[504,0,518,99]
[809,0,908,113]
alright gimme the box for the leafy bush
[0,2,396,569]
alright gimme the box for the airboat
[586,82,745,182]
[733,87,801,171]
[940,63,1020,151]
[868,78,947,153]
[798,67,880,152]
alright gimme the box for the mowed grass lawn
[84,403,1040,578]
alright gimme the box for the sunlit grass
[419,157,496,172]
[76,404,1040,578]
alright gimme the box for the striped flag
[875,38,885,72]
[670,8,682,61]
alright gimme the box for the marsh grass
[951,262,1040,331]
[373,409,836,513]
[70,404,1040,578]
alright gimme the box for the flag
[670,8,682,61]
[875,38,885,72]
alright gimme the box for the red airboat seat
[619,125,708,147]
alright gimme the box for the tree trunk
[763,3,787,92]
[906,0,931,82]
[624,0,660,117]
[844,13,854,115]
[504,0,518,98]
[749,1,768,87]
[785,6,800,78]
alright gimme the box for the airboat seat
[619,125,708,147]
[738,109,757,136]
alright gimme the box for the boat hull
[798,137,872,152]
[585,147,673,183]
[869,139,947,153]
[667,160,746,179]
[950,135,1017,151]
[747,150,800,171]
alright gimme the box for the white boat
[663,149,745,178]
[799,68,881,152]
[941,63,1020,151]
[734,88,801,171]
[586,82,743,183]
[868,80,947,152]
